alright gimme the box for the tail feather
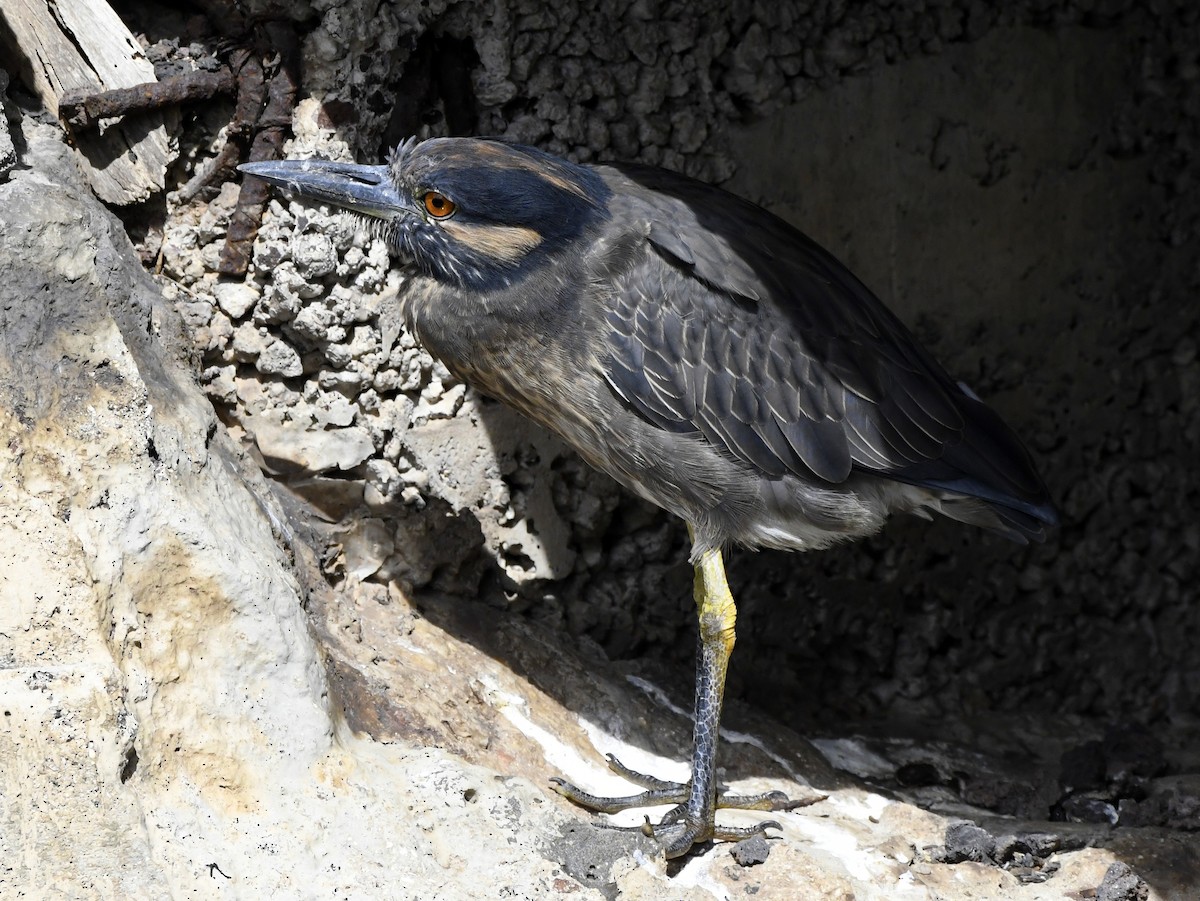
[934,494,1054,544]
[889,393,1058,543]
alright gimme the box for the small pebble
[941,822,995,864]
[1097,861,1149,901]
[731,835,771,867]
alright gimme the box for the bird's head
[240,137,611,291]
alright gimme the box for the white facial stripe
[441,221,543,263]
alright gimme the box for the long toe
[549,774,690,813]
[716,788,820,812]
[711,820,782,843]
[602,753,681,791]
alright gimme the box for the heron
[240,136,1056,858]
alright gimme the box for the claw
[711,820,781,842]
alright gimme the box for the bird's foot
[550,753,793,858]
[645,813,782,859]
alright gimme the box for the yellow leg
[680,547,738,843]
[550,536,791,858]
[695,547,738,657]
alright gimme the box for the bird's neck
[399,272,597,415]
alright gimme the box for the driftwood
[0,0,172,205]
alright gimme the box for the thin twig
[60,69,235,130]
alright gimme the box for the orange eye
[423,191,456,219]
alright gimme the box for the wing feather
[595,162,1056,535]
